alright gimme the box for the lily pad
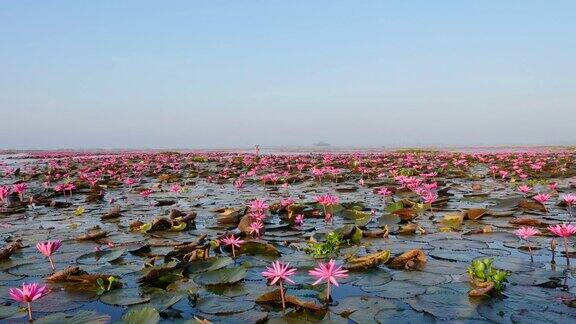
[197,296,254,314]
[100,288,150,306]
[194,266,247,285]
[122,307,159,324]
[35,310,111,324]
[183,256,234,275]
[77,248,126,265]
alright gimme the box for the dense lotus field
[1,149,576,323]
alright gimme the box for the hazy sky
[0,1,575,149]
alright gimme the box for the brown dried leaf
[0,240,22,260]
[345,250,390,270]
[465,208,488,220]
[388,249,427,270]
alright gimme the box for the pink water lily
[139,189,153,198]
[221,235,244,258]
[0,186,10,206]
[9,282,49,321]
[518,185,532,197]
[562,193,576,218]
[247,221,264,238]
[262,261,296,310]
[294,214,304,226]
[169,184,182,193]
[12,183,27,202]
[533,193,550,212]
[36,240,62,271]
[316,194,339,223]
[548,224,576,267]
[309,259,348,304]
[514,227,540,262]
[249,199,269,213]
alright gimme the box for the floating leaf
[170,222,187,231]
[122,307,159,324]
[139,223,152,233]
[238,241,279,257]
[345,250,390,270]
[0,305,19,320]
[183,256,233,275]
[388,249,427,270]
[464,208,487,220]
[77,248,126,265]
[35,311,110,324]
[74,206,85,216]
[440,212,464,230]
[100,288,150,306]
[198,296,254,314]
[194,266,247,285]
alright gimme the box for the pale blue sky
[0,1,574,149]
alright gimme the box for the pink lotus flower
[249,199,269,213]
[518,185,532,197]
[514,226,540,262]
[280,198,295,208]
[548,223,576,267]
[315,194,339,206]
[248,221,264,238]
[377,187,392,198]
[549,182,558,191]
[316,194,339,223]
[9,283,48,321]
[309,259,348,303]
[548,224,576,238]
[563,193,576,218]
[563,193,576,206]
[169,184,181,193]
[36,240,62,271]
[514,226,540,240]
[295,214,304,226]
[12,183,27,202]
[221,235,244,258]
[421,191,438,205]
[262,261,296,310]
[423,182,438,191]
[139,189,153,198]
[533,193,550,211]
[249,211,266,222]
[0,186,10,206]
[234,177,245,190]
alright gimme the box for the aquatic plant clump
[467,258,510,296]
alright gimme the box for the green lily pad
[0,305,19,319]
[238,241,280,257]
[35,310,111,324]
[373,281,426,299]
[100,288,150,306]
[194,266,247,285]
[77,248,126,265]
[197,296,254,314]
[183,256,234,275]
[7,262,62,277]
[122,307,159,324]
